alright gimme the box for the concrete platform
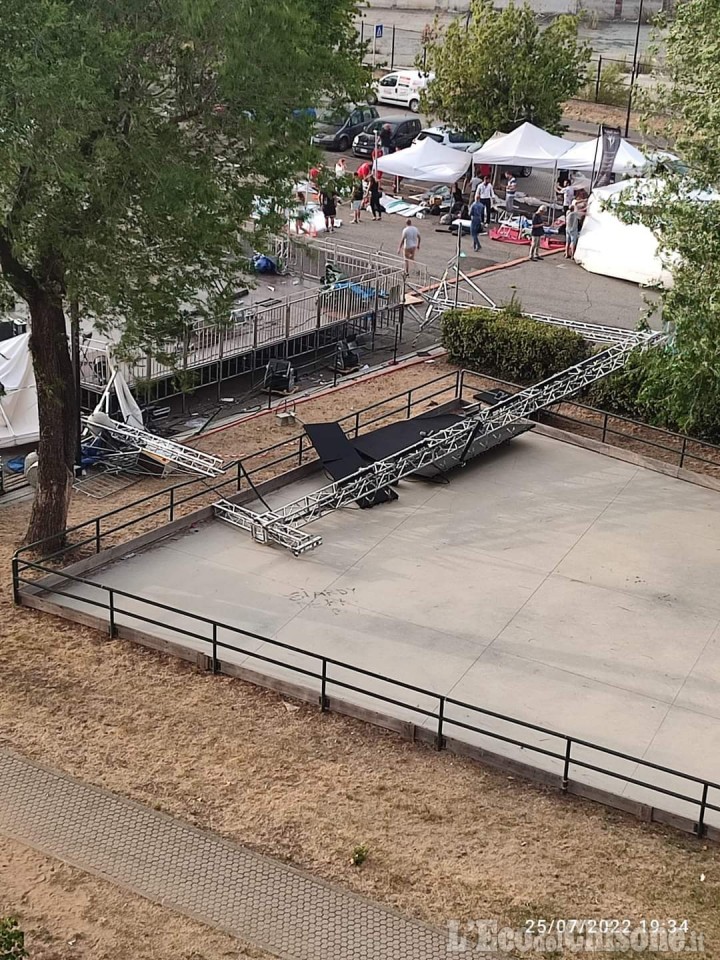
[51,433,720,824]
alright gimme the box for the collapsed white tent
[574,180,674,288]
[0,333,37,448]
[472,121,570,169]
[561,136,647,176]
[375,136,471,184]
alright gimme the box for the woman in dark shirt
[367,176,383,221]
[528,204,547,261]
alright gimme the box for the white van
[369,71,433,113]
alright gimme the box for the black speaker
[263,359,296,393]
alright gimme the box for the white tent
[0,333,37,448]
[561,136,647,176]
[0,332,144,450]
[375,136,471,184]
[574,180,674,288]
[472,121,570,169]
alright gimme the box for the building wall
[365,0,663,19]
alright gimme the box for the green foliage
[0,0,367,345]
[0,917,27,960]
[420,0,590,139]
[610,0,720,440]
[442,308,588,383]
[350,843,369,867]
[579,63,628,107]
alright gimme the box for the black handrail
[13,555,720,837]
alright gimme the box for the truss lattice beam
[214,333,665,554]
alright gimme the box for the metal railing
[12,554,720,837]
[12,364,720,834]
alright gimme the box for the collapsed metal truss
[85,414,225,477]
[214,332,665,554]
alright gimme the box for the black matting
[352,413,462,462]
[304,422,397,508]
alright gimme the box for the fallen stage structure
[213,326,665,555]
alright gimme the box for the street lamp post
[624,0,645,138]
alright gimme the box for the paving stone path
[0,749,456,959]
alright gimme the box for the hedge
[441,307,589,384]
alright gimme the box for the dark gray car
[352,117,423,158]
[312,105,380,152]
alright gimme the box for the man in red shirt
[356,161,372,180]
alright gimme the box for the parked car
[352,117,423,158]
[415,127,475,152]
[465,142,532,178]
[368,70,433,113]
[312,105,379,152]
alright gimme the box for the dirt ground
[2,359,720,958]
[0,835,266,960]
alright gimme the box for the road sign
[375,24,383,38]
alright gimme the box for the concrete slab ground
[52,433,720,825]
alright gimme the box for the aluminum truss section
[85,413,225,477]
[215,333,665,553]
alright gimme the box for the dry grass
[0,835,267,960]
[2,359,720,958]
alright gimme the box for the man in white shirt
[476,175,495,223]
[397,219,421,274]
[504,171,517,212]
[562,181,575,213]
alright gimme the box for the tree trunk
[24,290,76,552]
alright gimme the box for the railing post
[298,436,304,466]
[212,622,219,674]
[562,737,572,791]
[169,487,175,522]
[237,460,242,492]
[695,782,709,838]
[95,517,101,554]
[436,696,446,750]
[354,411,360,439]
[320,659,329,711]
[11,555,20,605]
[406,389,412,418]
[680,435,687,468]
[108,588,116,638]
[458,369,465,401]
[601,412,608,444]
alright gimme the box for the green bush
[0,917,27,960]
[578,62,628,107]
[442,307,589,384]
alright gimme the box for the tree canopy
[608,0,720,440]
[420,0,590,140]
[0,0,365,546]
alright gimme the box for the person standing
[368,175,383,221]
[528,205,546,261]
[562,180,575,216]
[504,171,517,213]
[320,186,338,233]
[565,201,580,259]
[478,175,495,224]
[294,191,308,235]
[397,218,420,273]
[334,157,347,178]
[379,123,393,155]
[350,176,364,223]
[469,197,484,252]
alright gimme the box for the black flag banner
[593,125,622,188]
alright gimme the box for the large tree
[608,0,720,439]
[420,0,590,140]
[0,0,365,548]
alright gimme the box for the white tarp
[561,136,647,175]
[472,122,570,169]
[375,136,471,184]
[0,333,38,448]
[574,180,674,288]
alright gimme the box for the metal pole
[70,299,82,469]
[372,24,377,69]
[595,55,602,102]
[453,217,462,310]
[391,25,396,69]
[624,0,644,138]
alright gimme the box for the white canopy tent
[0,333,37,448]
[375,136,471,184]
[472,121,570,169]
[560,136,647,176]
[0,332,144,450]
[574,180,675,288]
